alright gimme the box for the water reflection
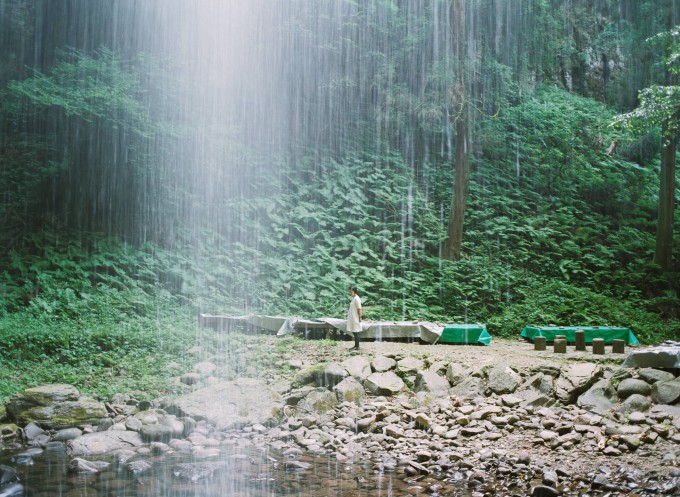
[2,443,468,497]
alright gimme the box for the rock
[53,428,83,441]
[449,377,485,398]
[322,363,349,387]
[638,368,675,384]
[622,346,680,369]
[501,394,522,407]
[487,366,521,394]
[555,363,602,404]
[68,457,109,474]
[6,384,108,430]
[67,431,144,456]
[23,422,44,441]
[577,379,616,415]
[333,376,365,404]
[617,378,651,399]
[169,379,282,430]
[531,485,560,497]
[371,356,396,373]
[522,373,555,396]
[617,393,651,414]
[414,413,431,429]
[0,465,19,486]
[180,373,201,385]
[397,357,424,374]
[296,388,338,414]
[627,411,647,424]
[651,377,680,405]
[341,356,372,381]
[173,462,226,481]
[445,363,467,386]
[414,370,450,395]
[364,372,405,396]
[294,363,327,386]
[126,460,153,475]
[651,404,680,418]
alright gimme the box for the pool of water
[0,443,476,497]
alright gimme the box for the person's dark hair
[349,285,358,294]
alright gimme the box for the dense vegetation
[0,0,678,401]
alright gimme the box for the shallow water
[1,443,475,497]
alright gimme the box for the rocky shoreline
[0,337,679,496]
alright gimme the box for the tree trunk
[654,119,677,270]
[443,0,469,261]
[444,116,469,260]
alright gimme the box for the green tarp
[438,324,492,345]
[520,326,639,346]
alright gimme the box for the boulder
[364,372,405,396]
[576,379,616,415]
[445,363,467,386]
[341,356,372,381]
[555,363,602,404]
[449,377,485,398]
[487,366,521,394]
[616,393,651,414]
[617,378,651,399]
[296,388,338,414]
[651,377,680,405]
[322,363,349,387]
[638,368,675,384]
[622,346,680,369]
[414,370,450,396]
[67,431,144,457]
[6,384,108,430]
[169,378,282,430]
[397,357,424,374]
[371,356,396,373]
[333,377,365,404]
[294,363,327,386]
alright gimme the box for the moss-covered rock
[6,384,107,429]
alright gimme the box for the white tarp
[198,314,443,343]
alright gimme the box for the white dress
[347,295,362,333]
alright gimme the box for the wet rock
[296,388,338,414]
[169,378,282,430]
[68,457,109,474]
[341,356,372,381]
[371,356,396,373]
[0,483,23,497]
[638,368,675,384]
[0,465,19,487]
[6,384,108,430]
[173,462,226,481]
[293,363,327,386]
[617,378,651,399]
[414,370,450,395]
[53,427,83,441]
[651,377,680,405]
[365,372,405,396]
[22,422,44,442]
[67,431,144,456]
[333,376,365,404]
[616,393,651,414]
[487,366,521,394]
[126,459,153,475]
[555,363,602,404]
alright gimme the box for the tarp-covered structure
[198,314,446,343]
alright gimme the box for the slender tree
[614,27,679,270]
[443,0,470,261]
